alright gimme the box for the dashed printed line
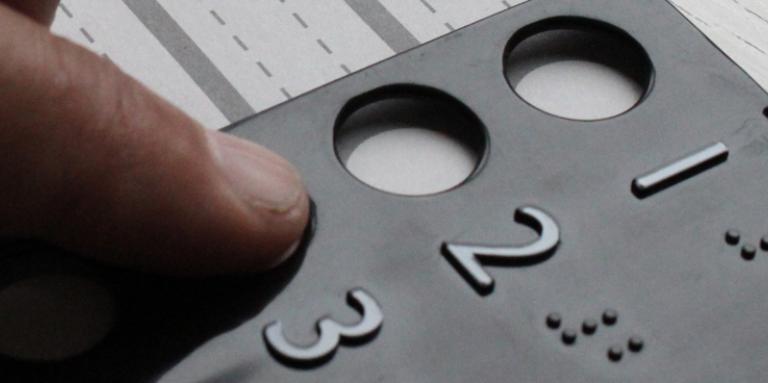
[257,61,273,77]
[672,3,711,27]
[419,0,436,13]
[684,9,710,27]
[280,87,292,99]
[59,3,73,18]
[210,10,226,25]
[317,38,333,54]
[340,64,351,74]
[502,1,512,8]
[293,12,309,29]
[445,22,455,31]
[80,27,95,43]
[122,0,254,122]
[745,7,768,25]
[233,35,249,51]
[211,3,295,104]
[730,32,767,55]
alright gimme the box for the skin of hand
[0,1,311,275]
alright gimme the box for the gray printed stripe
[344,0,420,53]
[122,0,255,123]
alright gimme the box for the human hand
[0,1,310,274]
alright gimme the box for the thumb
[0,5,310,274]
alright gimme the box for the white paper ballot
[158,0,393,113]
[52,0,228,129]
[49,0,768,130]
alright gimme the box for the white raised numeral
[443,206,560,294]
[263,289,383,365]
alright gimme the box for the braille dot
[628,336,644,352]
[760,236,768,251]
[742,244,757,260]
[607,345,624,362]
[602,309,618,326]
[546,313,562,330]
[582,318,598,335]
[725,229,740,245]
[561,328,577,345]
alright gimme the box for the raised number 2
[443,206,560,295]
[263,289,383,366]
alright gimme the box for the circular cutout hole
[335,86,487,196]
[504,18,653,121]
[0,275,115,361]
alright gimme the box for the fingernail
[209,132,304,214]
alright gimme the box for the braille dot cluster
[546,309,645,362]
[724,229,768,261]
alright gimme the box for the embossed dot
[725,229,741,245]
[582,318,598,335]
[546,313,562,330]
[628,336,644,352]
[602,309,619,326]
[608,345,624,362]
[760,236,768,251]
[561,328,577,345]
[741,244,757,260]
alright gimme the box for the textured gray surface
[168,0,767,381]
[5,0,768,381]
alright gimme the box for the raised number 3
[263,289,383,366]
[443,206,560,294]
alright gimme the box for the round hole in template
[0,275,116,361]
[335,86,487,196]
[504,18,654,121]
